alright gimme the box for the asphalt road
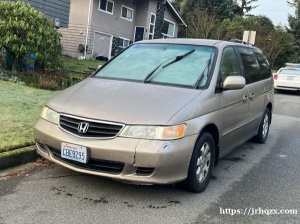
[1,91,300,224]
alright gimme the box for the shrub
[38,70,61,90]
[0,71,25,85]
[0,1,63,72]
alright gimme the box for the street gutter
[0,146,36,170]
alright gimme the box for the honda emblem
[78,122,89,133]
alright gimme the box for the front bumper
[34,118,198,184]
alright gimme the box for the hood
[47,78,202,125]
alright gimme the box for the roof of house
[166,0,186,27]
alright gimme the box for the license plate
[61,142,88,164]
[287,76,294,80]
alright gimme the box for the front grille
[48,147,125,174]
[59,115,124,138]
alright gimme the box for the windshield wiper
[194,58,212,89]
[162,49,195,69]
[142,61,165,83]
[143,49,195,83]
[194,48,213,89]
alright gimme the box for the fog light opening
[136,167,155,176]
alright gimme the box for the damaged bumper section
[34,118,197,184]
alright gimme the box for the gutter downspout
[84,0,93,59]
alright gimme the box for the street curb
[0,146,36,170]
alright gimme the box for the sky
[251,0,295,26]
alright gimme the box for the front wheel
[179,132,215,193]
[253,107,271,143]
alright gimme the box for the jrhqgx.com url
[220,207,298,216]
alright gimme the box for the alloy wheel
[262,113,269,138]
[196,142,211,183]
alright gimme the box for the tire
[178,132,215,193]
[253,107,271,143]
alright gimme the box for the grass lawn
[0,81,57,152]
[62,56,106,73]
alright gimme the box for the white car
[273,68,300,91]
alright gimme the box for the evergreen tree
[287,0,300,62]
[232,0,259,15]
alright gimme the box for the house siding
[59,0,182,58]
[89,0,138,58]
[148,0,157,13]
[10,0,71,27]
[59,0,90,57]
[90,0,136,39]
[135,0,150,40]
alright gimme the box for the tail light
[273,74,278,80]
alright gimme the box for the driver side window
[220,47,241,82]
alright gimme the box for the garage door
[93,32,112,59]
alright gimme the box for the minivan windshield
[94,43,216,88]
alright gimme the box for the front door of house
[134,27,145,42]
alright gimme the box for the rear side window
[253,48,272,79]
[237,46,262,84]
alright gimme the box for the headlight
[40,107,59,124]
[119,124,186,140]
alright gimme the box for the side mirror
[223,76,246,90]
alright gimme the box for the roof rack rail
[229,38,254,46]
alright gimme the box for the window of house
[149,13,156,39]
[99,0,114,14]
[121,5,133,21]
[118,37,130,49]
[162,19,175,38]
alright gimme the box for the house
[59,0,186,59]
[9,0,71,28]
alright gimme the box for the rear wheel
[253,107,271,143]
[178,132,215,193]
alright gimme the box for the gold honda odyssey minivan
[34,39,274,192]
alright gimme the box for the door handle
[243,95,248,103]
[249,92,255,101]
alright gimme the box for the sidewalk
[0,146,36,170]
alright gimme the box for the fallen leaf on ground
[0,158,58,181]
